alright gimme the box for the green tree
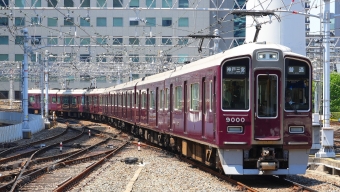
[330,72,340,112]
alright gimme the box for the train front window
[257,74,278,118]
[285,58,310,111]
[221,58,249,110]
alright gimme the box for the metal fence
[0,111,44,143]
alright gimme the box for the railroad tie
[123,166,144,192]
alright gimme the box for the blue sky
[309,1,336,33]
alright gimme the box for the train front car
[218,43,312,176]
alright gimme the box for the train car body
[57,89,86,117]
[28,89,60,114]
[34,42,312,176]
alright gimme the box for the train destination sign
[226,66,246,75]
[288,66,305,75]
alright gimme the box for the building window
[146,0,155,7]
[0,36,9,45]
[162,17,172,26]
[15,17,25,26]
[15,54,24,61]
[162,0,172,8]
[80,0,90,7]
[0,54,9,61]
[97,17,107,27]
[130,0,139,7]
[15,0,25,7]
[165,54,172,62]
[129,54,139,62]
[64,37,74,45]
[96,37,107,45]
[31,36,41,45]
[96,54,107,62]
[48,17,58,26]
[80,18,90,26]
[113,38,123,45]
[162,37,172,45]
[48,37,58,45]
[129,38,139,45]
[15,36,24,45]
[97,0,106,7]
[178,54,188,63]
[80,38,90,45]
[48,0,58,7]
[113,0,123,7]
[30,53,41,62]
[130,18,139,26]
[31,0,41,7]
[178,17,188,27]
[145,54,156,63]
[0,0,8,7]
[0,17,9,26]
[63,53,75,62]
[145,17,155,26]
[113,17,123,26]
[64,0,73,7]
[80,54,91,62]
[49,54,57,62]
[145,38,155,45]
[179,0,188,8]
[31,17,42,25]
[64,17,74,26]
[178,38,188,45]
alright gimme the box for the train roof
[85,88,107,95]
[28,89,60,94]
[58,89,87,94]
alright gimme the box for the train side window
[190,83,199,111]
[57,97,60,104]
[29,96,35,103]
[122,93,125,107]
[51,96,56,104]
[141,91,147,109]
[174,86,183,110]
[209,81,212,112]
[82,96,85,105]
[72,97,77,104]
[136,92,139,108]
[284,58,310,111]
[159,89,163,109]
[165,88,169,110]
[150,91,155,109]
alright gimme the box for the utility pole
[22,28,31,138]
[44,50,50,129]
[315,0,335,158]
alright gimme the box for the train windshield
[284,58,310,111]
[221,58,250,110]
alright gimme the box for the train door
[169,84,173,131]
[184,81,187,133]
[202,77,206,138]
[254,70,281,140]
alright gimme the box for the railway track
[0,121,126,191]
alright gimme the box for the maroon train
[29,42,312,176]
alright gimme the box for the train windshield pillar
[221,58,250,110]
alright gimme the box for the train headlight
[289,126,304,133]
[227,126,243,133]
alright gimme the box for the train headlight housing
[227,126,243,133]
[257,51,279,61]
[289,126,304,133]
